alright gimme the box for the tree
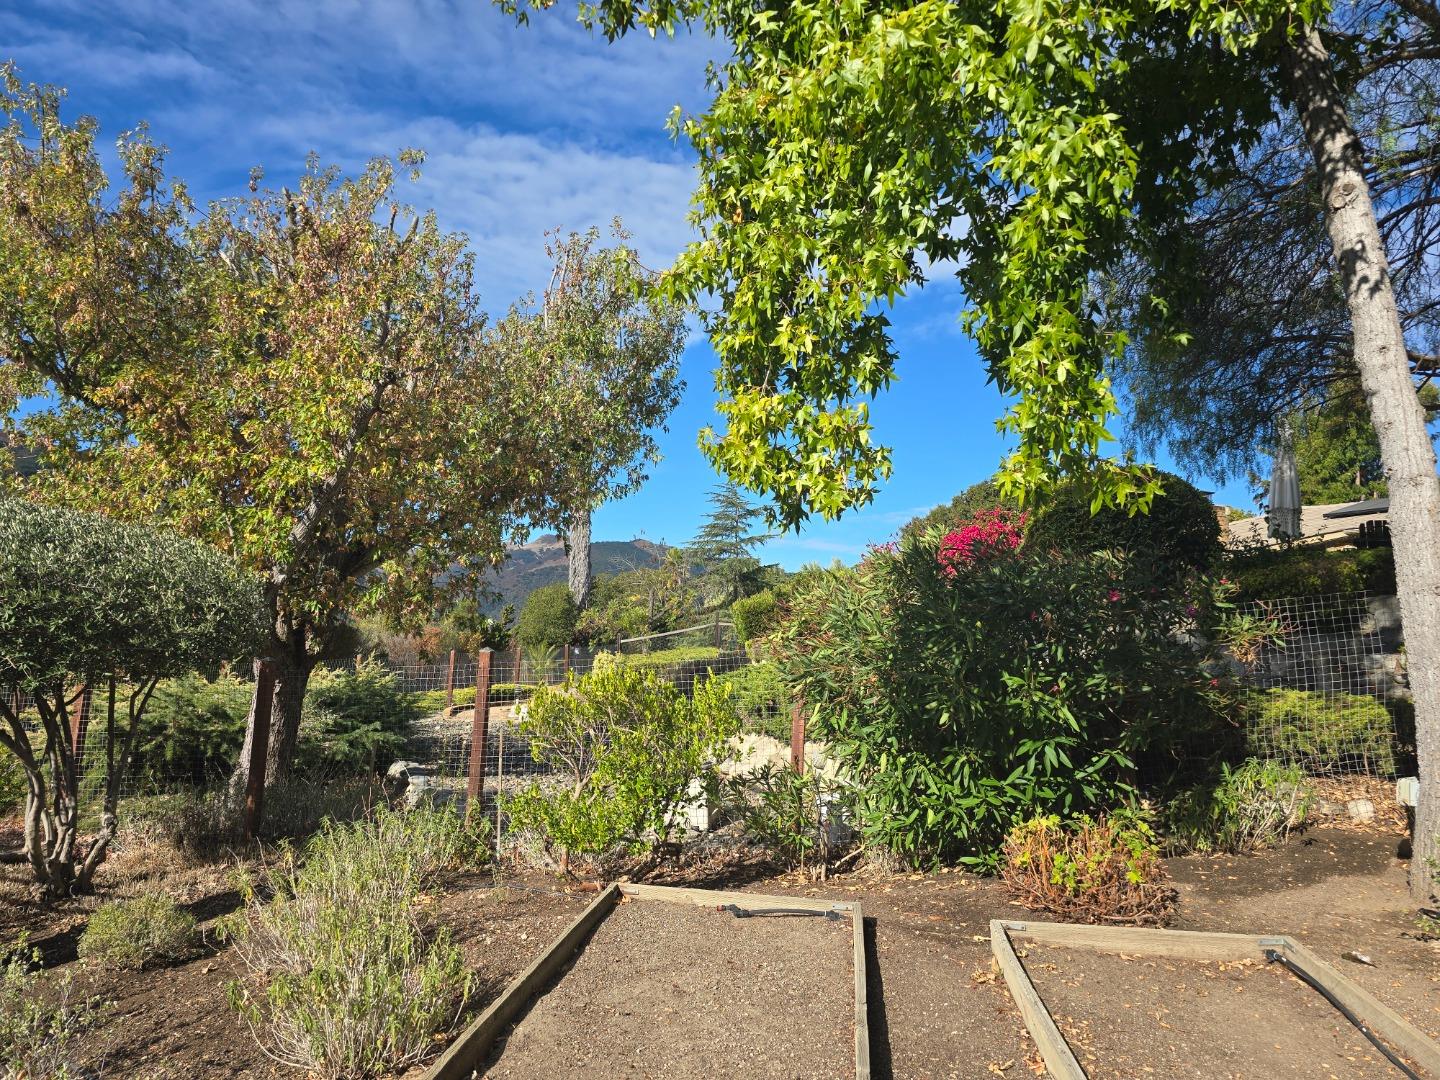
[495,223,687,610]
[688,481,772,605]
[0,500,262,894]
[508,0,1440,900]
[0,75,660,788]
[515,581,580,651]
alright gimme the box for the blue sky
[3,0,1257,568]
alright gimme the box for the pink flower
[1107,589,1122,602]
[937,509,1027,577]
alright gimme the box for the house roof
[1224,503,1388,548]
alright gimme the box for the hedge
[1226,546,1395,603]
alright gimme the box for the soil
[1023,944,1421,1079]
[482,896,856,1079]
[2,820,1435,1079]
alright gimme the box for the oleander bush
[1161,758,1314,854]
[223,807,482,1079]
[774,513,1260,869]
[1000,811,1176,924]
[78,894,199,970]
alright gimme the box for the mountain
[481,534,668,615]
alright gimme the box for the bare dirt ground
[483,897,856,1079]
[2,821,1435,1078]
[1026,945,1419,1079]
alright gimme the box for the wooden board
[428,882,869,1079]
[990,918,1440,1080]
[426,883,621,1080]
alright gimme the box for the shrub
[1162,758,1313,854]
[724,763,850,871]
[134,671,252,787]
[1226,545,1395,603]
[1244,689,1396,775]
[223,807,480,1079]
[78,894,199,970]
[1024,470,1222,574]
[592,645,722,671]
[296,658,420,773]
[898,478,1019,542]
[1000,812,1176,924]
[1,936,103,1080]
[505,666,740,868]
[709,661,789,739]
[515,582,579,650]
[731,589,780,644]
[775,531,1238,869]
[0,735,29,817]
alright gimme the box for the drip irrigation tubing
[1263,949,1421,1080]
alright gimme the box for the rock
[1346,798,1376,824]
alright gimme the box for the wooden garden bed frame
[990,918,1440,1080]
[427,882,870,1080]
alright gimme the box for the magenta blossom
[937,509,1026,578]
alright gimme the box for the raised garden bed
[428,883,869,1079]
[991,919,1440,1080]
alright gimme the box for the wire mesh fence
[1231,590,1409,778]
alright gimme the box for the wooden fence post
[714,615,722,650]
[790,700,805,774]
[467,648,493,804]
[243,659,276,842]
[444,649,458,713]
[562,646,571,679]
[69,685,93,768]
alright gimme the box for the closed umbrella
[1267,432,1302,541]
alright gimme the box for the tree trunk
[232,629,316,792]
[566,507,593,610]
[1284,25,1440,903]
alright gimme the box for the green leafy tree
[1287,381,1440,504]
[515,581,580,650]
[577,549,700,644]
[506,0,1440,900]
[688,482,772,605]
[496,224,686,610]
[899,479,1019,542]
[0,499,262,895]
[0,75,660,790]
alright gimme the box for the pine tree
[688,483,772,606]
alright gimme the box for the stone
[1346,798,1376,824]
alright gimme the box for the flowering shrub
[775,533,1247,869]
[935,509,1026,576]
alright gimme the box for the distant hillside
[481,534,667,615]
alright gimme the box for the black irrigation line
[1263,949,1421,1080]
[717,903,844,921]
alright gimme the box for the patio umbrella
[1267,433,1302,541]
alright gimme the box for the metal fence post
[444,649,457,712]
[69,685,92,767]
[467,648,493,804]
[714,615,722,650]
[790,700,805,774]
[243,659,276,842]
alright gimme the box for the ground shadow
[864,914,894,1079]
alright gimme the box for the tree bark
[1284,25,1440,902]
[566,507,593,610]
[232,628,316,792]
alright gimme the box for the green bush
[899,478,1018,542]
[724,763,850,870]
[730,589,780,644]
[1,734,29,817]
[1244,689,1396,775]
[1162,758,1313,854]
[223,807,482,1079]
[78,894,198,970]
[296,658,420,773]
[1000,812,1175,924]
[505,666,740,868]
[1226,546,1395,603]
[775,537,1239,869]
[1,936,103,1080]
[709,662,789,739]
[514,582,579,650]
[1024,470,1222,574]
[592,645,722,672]
[134,671,252,787]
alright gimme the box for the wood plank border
[428,882,870,1079]
[990,918,1440,1079]
[426,883,621,1080]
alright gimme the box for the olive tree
[0,499,262,895]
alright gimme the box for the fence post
[467,648,493,804]
[790,700,805,774]
[714,615,722,650]
[243,659,276,842]
[69,685,93,767]
[444,649,457,713]
[562,645,571,679]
